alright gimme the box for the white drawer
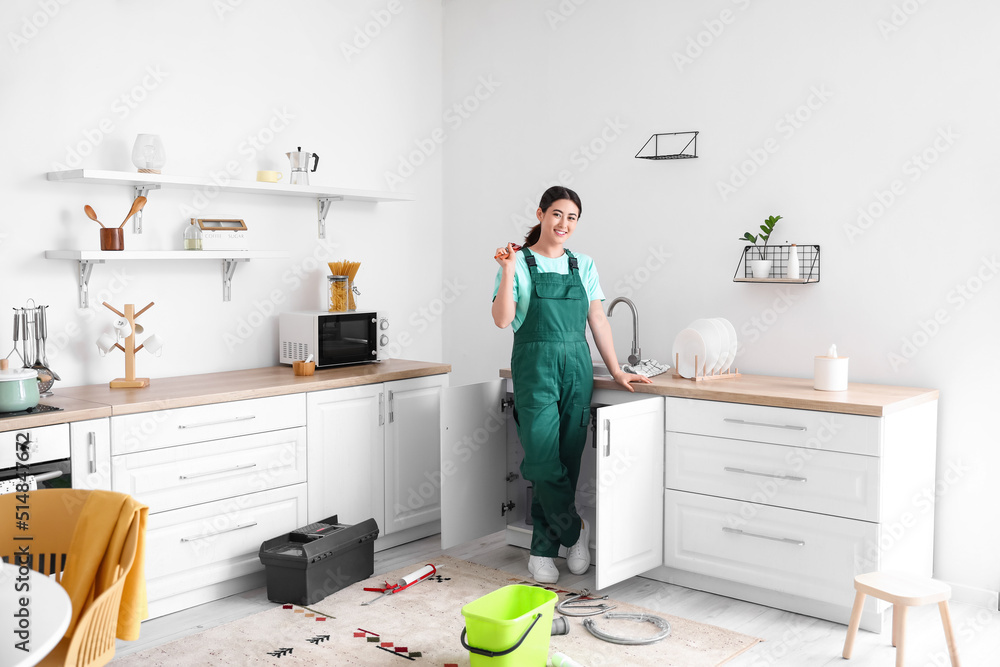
[145,484,307,602]
[112,427,307,513]
[111,394,306,455]
[0,424,69,468]
[664,489,878,607]
[665,397,881,456]
[666,432,880,521]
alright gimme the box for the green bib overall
[511,247,594,557]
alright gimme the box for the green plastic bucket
[460,584,557,667]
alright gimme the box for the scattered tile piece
[353,632,365,638]
[305,613,314,618]
[409,651,422,658]
[381,642,393,648]
[367,636,380,643]
[282,605,293,609]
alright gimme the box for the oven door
[316,312,378,367]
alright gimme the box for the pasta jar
[328,275,348,312]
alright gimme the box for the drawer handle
[180,521,258,542]
[722,526,805,547]
[179,462,257,480]
[177,415,257,430]
[723,418,807,432]
[88,432,97,474]
[724,466,807,483]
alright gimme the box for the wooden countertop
[40,359,450,418]
[499,369,937,417]
[0,396,111,433]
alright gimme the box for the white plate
[689,319,722,376]
[713,317,738,372]
[672,328,706,379]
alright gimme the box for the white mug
[96,333,117,357]
[141,334,164,357]
[112,317,132,340]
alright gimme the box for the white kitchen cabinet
[306,374,449,542]
[110,393,308,618]
[70,419,111,490]
[440,381,664,590]
[443,377,937,634]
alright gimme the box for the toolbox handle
[460,613,541,657]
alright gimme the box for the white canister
[814,344,848,391]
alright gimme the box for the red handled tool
[494,243,522,260]
[361,564,437,606]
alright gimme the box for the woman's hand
[494,242,521,267]
[611,370,654,393]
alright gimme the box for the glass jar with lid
[328,275,348,312]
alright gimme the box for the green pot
[0,368,40,412]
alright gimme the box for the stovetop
[0,404,63,419]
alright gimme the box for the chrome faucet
[607,297,640,366]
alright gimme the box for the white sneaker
[567,519,591,575]
[528,556,559,584]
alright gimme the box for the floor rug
[113,555,761,666]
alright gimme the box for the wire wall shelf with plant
[635,131,699,160]
[733,244,821,283]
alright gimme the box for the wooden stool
[843,571,960,667]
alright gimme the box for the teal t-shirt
[492,249,605,332]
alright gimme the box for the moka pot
[286,147,319,185]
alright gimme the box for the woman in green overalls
[491,186,651,584]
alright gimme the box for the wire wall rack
[733,244,821,283]
[635,131,699,160]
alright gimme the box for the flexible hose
[555,590,616,617]
[583,612,672,645]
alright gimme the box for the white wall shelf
[45,250,289,307]
[46,169,414,238]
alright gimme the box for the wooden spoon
[84,205,105,228]
[118,196,148,229]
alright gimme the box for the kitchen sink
[593,363,614,379]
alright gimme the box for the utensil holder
[100,228,124,251]
[292,360,315,376]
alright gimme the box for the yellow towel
[58,490,149,641]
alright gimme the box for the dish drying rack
[672,353,741,382]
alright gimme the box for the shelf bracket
[77,259,104,308]
[221,258,249,302]
[132,183,161,234]
[317,196,343,239]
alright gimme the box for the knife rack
[672,353,741,382]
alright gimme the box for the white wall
[0,0,443,382]
[442,2,1000,600]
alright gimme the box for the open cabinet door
[594,396,665,590]
[440,380,508,549]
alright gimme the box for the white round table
[0,562,72,667]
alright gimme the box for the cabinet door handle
[179,462,257,480]
[723,418,806,432]
[724,466,807,483]
[722,526,805,547]
[604,419,611,457]
[177,415,256,430]
[87,432,96,474]
[180,521,258,542]
[379,393,384,426]
[388,390,394,423]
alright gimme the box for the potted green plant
[739,215,782,278]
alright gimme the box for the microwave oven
[279,311,388,368]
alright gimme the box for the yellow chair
[0,489,145,667]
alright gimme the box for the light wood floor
[114,531,1000,665]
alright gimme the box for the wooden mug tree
[103,301,154,388]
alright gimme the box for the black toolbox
[258,515,379,605]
